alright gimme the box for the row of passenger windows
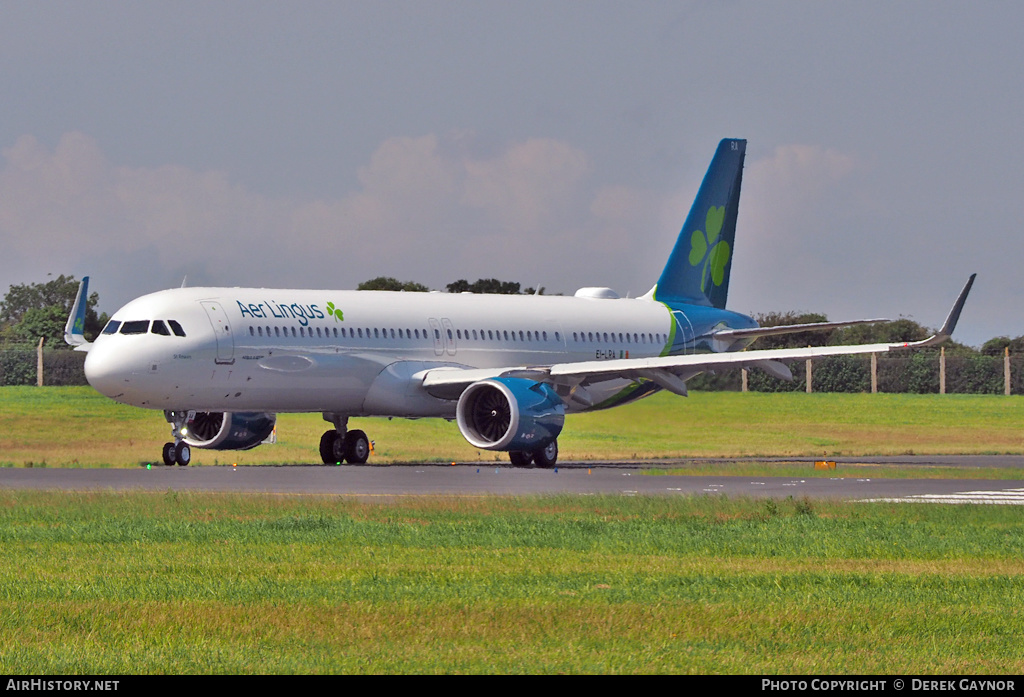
[245,324,666,346]
[102,319,187,337]
[247,325,561,342]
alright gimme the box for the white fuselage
[84,288,681,417]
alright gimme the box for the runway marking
[861,488,1024,505]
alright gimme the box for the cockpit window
[168,320,186,337]
[119,320,150,335]
[102,320,121,335]
[151,320,170,336]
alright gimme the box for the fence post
[741,367,748,392]
[36,337,45,387]
[871,353,878,394]
[1006,347,1012,396]
[805,357,812,394]
[939,347,946,394]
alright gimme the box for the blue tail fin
[653,139,746,309]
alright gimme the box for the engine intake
[183,411,276,451]
[456,378,564,451]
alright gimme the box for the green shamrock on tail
[687,206,730,293]
[325,301,344,322]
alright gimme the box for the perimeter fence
[1,344,1021,394]
[691,350,1024,394]
[0,345,87,386]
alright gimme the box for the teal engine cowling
[182,411,277,450]
[455,378,565,451]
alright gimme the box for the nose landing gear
[161,410,192,466]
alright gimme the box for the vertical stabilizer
[64,276,91,350]
[654,139,745,309]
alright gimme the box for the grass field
[3,387,1024,674]
[1,491,1022,674]
[2,386,1023,467]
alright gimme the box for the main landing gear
[161,410,192,466]
[320,413,370,465]
[508,439,558,469]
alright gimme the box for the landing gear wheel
[345,430,370,464]
[509,451,534,468]
[320,430,344,464]
[162,442,176,467]
[532,440,558,469]
[173,441,191,466]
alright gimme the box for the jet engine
[455,378,564,451]
[182,411,277,451]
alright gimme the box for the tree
[981,336,1024,356]
[1,274,106,346]
[356,277,430,292]
[446,278,543,295]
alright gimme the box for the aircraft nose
[84,342,132,400]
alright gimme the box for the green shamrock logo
[325,301,344,322]
[687,206,730,293]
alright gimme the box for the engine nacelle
[182,411,277,451]
[456,378,564,451]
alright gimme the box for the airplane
[64,139,975,468]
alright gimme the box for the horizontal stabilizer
[712,318,891,342]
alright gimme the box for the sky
[1,1,1021,347]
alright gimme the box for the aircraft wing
[421,274,976,401]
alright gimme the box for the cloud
[0,131,661,309]
[728,143,867,311]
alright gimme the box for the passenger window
[250,326,255,336]
[151,320,170,336]
[120,320,149,335]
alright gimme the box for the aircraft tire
[174,441,191,467]
[320,430,343,464]
[345,430,370,464]
[509,451,534,468]
[532,440,558,469]
[162,442,176,467]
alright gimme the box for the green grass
[0,491,1022,673]
[2,387,1023,467]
